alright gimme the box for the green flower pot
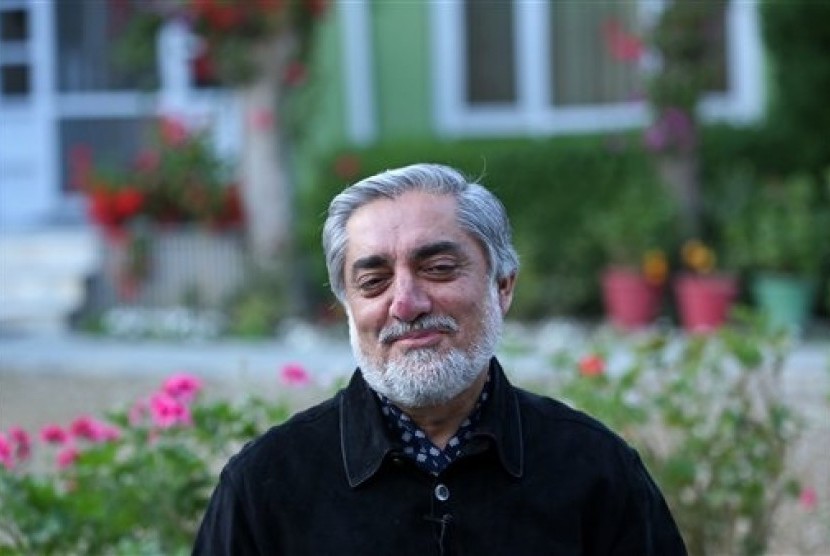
[751,273,817,335]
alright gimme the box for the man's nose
[389,274,431,323]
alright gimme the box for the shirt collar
[339,357,523,488]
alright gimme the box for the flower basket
[674,273,737,333]
[100,227,246,308]
[601,266,664,330]
[751,272,817,335]
[73,117,245,306]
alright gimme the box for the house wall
[370,2,431,140]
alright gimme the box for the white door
[0,0,57,228]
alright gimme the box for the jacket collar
[340,357,524,488]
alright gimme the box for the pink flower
[280,363,311,387]
[69,415,120,443]
[56,444,80,469]
[40,424,69,445]
[134,148,161,172]
[129,399,148,426]
[602,18,644,63]
[248,107,275,132]
[578,354,606,377]
[8,426,31,461]
[159,116,189,146]
[644,107,696,154]
[149,392,193,429]
[333,154,361,180]
[800,487,818,511]
[162,373,204,403]
[283,61,307,87]
[0,432,13,470]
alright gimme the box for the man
[193,163,687,555]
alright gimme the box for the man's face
[342,190,515,408]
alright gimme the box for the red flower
[149,392,193,429]
[8,426,31,461]
[192,49,217,84]
[333,154,361,180]
[602,19,643,63]
[69,144,94,192]
[134,149,161,173]
[0,432,13,469]
[162,373,204,403]
[40,424,69,445]
[56,444,80,469]
[128,399,148,426]
[159,116,190,147]
[218,184,244,227]
[248,107,275,131]
[69,415,121,443]
[578,354,606,377]
[88,190,117,227]
[114,188,145,219]
[305,0,327,18]
[800,487,818,511]
[280,363,311,387]
[283,61,307,87]
[191,0,244,31]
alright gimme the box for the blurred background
[0,0,828,337]
[0,2,829,553]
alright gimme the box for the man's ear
[496,272,517,315]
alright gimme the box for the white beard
[348,287,503,408]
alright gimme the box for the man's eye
[357,275,388,292]
[424,263,457,276]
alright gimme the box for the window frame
[430,0,763,138]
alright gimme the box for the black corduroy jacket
[193,359,687,555]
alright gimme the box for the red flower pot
[602,267,664,331]
[674,273,738,333]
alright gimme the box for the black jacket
[193,359,687,555]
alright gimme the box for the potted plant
[591,178,676,330]
[724,172,830,334]
[72,116,245,304]
[674,239,738,333]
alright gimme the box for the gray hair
[322,163,519,303]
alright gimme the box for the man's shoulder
[513,385,631,449]
[223,393,342,477]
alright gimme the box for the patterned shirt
[377,372,492,476]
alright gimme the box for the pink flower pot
[674,273,738,333]
[602,267,664,331]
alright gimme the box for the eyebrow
[349,241,463,280]
[411,241,462,262]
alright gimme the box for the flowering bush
[0,367,309,554]
[117,0,327,86]
[72,117,243,240]
[590,176,676,285]
[724,171,830,276]
[548,311,819,555]
[680,238,721,275]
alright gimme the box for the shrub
[0,371,298,554]
[545,311,814,555]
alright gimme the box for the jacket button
[434,483,450,502]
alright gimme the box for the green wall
[293,11,349,191]
[371,1,432,139]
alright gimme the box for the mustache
[379,315,460,344]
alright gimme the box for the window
[431,0,762,137]
[55,0,157,91]
[549,1,640,106]
[464,1,516,104]
[0,6,30,99]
